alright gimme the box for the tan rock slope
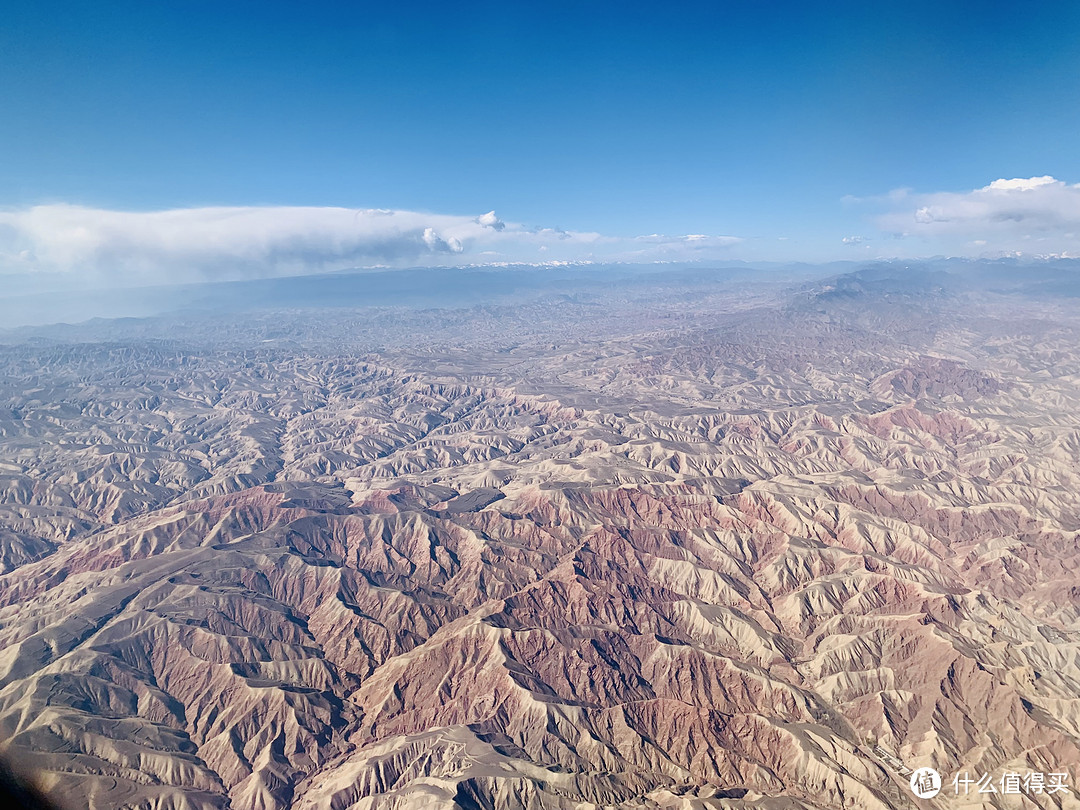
[1,267,1079,809]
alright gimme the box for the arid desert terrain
[2,262,1080,809]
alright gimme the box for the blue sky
[3,0,1080,284]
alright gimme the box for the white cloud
[476,210,505,230]
[985,176,1058,191]
[0,205,490,283]
[871,176,1080,256]
[630,233,742,255]
[0,204,742,289]
[421,226,464,253]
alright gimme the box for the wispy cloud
[630,233,743,256]
[868,176,1080,257]
[0,204,742,289]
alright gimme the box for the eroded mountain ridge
[1,269,1079,809]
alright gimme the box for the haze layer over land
[1,262,1080,809]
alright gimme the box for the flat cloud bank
[2,177,1077,293]
[0,204,741,287]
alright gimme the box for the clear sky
[3,0,1080,285]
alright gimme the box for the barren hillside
[1,264,1079,809]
